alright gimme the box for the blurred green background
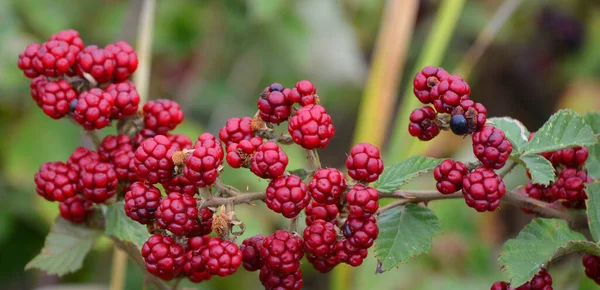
[2,0,600,289]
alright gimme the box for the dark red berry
[49,30,84,52]
[98,134,134,161]
[490,281,510,290]
[59,195,93,223]
[430,75,470,113]
[548,146,589,168]
[342,216,378,249]
[105,81,140,119]
[260,230,304,274]
[79,161,118,203]
[218,116,254,147]
[258,83,291,124]
[259,266,304,290]
[184,133,224,187]
[265,174,310,218]
[18,43,41,78]
[408,106,440,141]
[527,268,553,290]
[225,137,263,168]
[201,237,242,277]
[550,168,591,206]
[287,80,318,106]
[434,159,468,194]
[104,41,138,82]
[345,184,379,217]
[306,253,339,273]
[134,128,158,147]
[521,181,555,203]
[183,236,213,283]
[35,161,79,202]
[583,254,600,285]
[305,201,339,226]
[67,147,101,173]
[251,141,289,179]
[30,76,47,107]
[346,142,384,182]
[308,168,346,204]
[134,135,176,184]
[143,99,184,135]
[161,175,197,196]
[241,235,265,272]
[413,66,450,104]
[196,208,213,237]
[167,134,193,151]
[472,126,513,169]
[76,45,115,83]
[37,75,77,117]
[124,182,162,224]
[141,234,185,281]
[451,99,488,134]
[112,148,138,183]
[33,40,78,77]
[303,220,337,257]
[334,239,368,267]
[288,104,335,149]
[73,88,114,130]
[462,167,506,212]
[155,192,201,236]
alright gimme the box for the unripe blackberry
[105,81,140,119]
[18,43,41,78]
[134,135,176,184]
[67,147,101,173]
[75,45,115,83]
[413,66,450,104]
[73,88,115,130]
[303,220,337,257]
[345,184,379,217]
[219,116,254,147]
[451,99,488,135]
[342,216,378,249]
[79,161,118,203]
[35,161,79,202]
[104,41,138,82]
[430,75,470,113]
[308,168,347,204]
[161,176,197,196]
[288,104,335,149]
[472,126,513,169]
[462,167,506,212]
[548,146,589,168]
[141,234,186,281]
[260,230,304,274]
[59,195,93,223]
[258,83,291,124]
[112,149,138,183]
[434,159,468,194]
[98,134,134,161]
[334,239,368,267]
[30,76,47,107]
[184,133,224,187]
[183,236,213,283]
[201,238,243,277]
[37,79,77,119]
[251,141,289,179]
[287,80,318,106]
[265,174,310,218]
[33,40,78,77]
[124,182,162,224]
[550,168,591,208]
[167,134,193,151]
[155,192,201,236]
[49,30,84,52]
[226,137,263,168]
[345,142,384,182]
[240,235,265,272]
[143,99,184,135]
[259,266,304,290]
[583,254,600,285]
[408,106,440,141]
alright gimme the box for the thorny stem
[213,178,241,196]
[306,149,322,171]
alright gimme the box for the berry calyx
[413,66,450,104]
[124,182,162,224]
[288,104,335,149]
[434,159,468,194]
[257,83,291,124]
[79,161,118,203]
[59,195,93,223]
[260,230,304,274]
[240,235,265,272]
[73,88,115,130]
[141,234,186,281]
[251,141,289,179]
[345,142,384,182]
[34,161,79,202]
[218,116,254,147]
[183,133,224,187]
[472,126,513,169]
[345,184,379,217]
[308,168,347,204]
[155,192,201,236]
[430,75,471,113]
[143,99,184,135]
[134,135,176,184]
[462,167,506,212]
[201,237,243,277]
[408,106,440,141]
[265,174,310,218]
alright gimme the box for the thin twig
[213,178,241,196]
[133,0,156,103]
[288,216,299,233]
[306,149,321,171]
[499,161,518,178]
[199,192,266,209]
[85,130,102,148]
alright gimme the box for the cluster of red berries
[491,268,553,290]
[19,30,140,128]
[520,133,591,210]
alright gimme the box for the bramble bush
[18,30,600,290]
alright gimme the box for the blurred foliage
[2,0,600,289]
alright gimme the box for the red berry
[155,192,201,236]
[521,181,554,203]
[112,148,138,183]
[287,80,318,106]
[37,79,77,119]
[79,161,118,203]
[434,159,468,194]
[259,266,304,290]
[98,134,134,161]
[430,75,471,113]
[308,168,346,204]
[225,137,263,168]
[265,174,310,218]
[490,281,510,290]
[345,142,384,182]
[73,88,114,130]
[251,141,289,179]
[167,134,193,151]
[124,182,162,224]
[134,128,158,147]
[218,116,254,147]
[201,237,242,277]
[183,236,213,283]
[288,104,335,149]
[49,29,84,52]
[67,147,101,173]
[143,99,184,135]
[451,99,488,134]
[33,40,78,77]
[34,161,79,202]
[240,235,265,272]
[75,45,115,83]
[184,133,224,187]
[345,184,379,217]
[583,254,600,285]
[105,81,140,119]
[413,66,451,104]
[18,43,41,78]
[306,253,339,273]
[548,146,589,167]
[472,126,513,169]
[303,220,337,257]
[305,201,339,226]
[134,135,176,184]
[260,230,304,274]
[408,106,440,141]
[550,168,591,206]
[30,76,47,107]
[161,176,197,196]
[342,216,378,249]
[258,83,291,124]
[526,268,553,290]
[104,41,138,82]
[196,208,214,237]
[141,234,186,281]
[462,167,506,212]
[59,195,93,223]
[334,239,368,267]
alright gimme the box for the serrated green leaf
[520,155,555,186]
[489,117,530,154]
[374,156,444,193]
[105,202,151,249]
[374,204,441,272]
[25,217,100,276]
[499,218,587,286]
[525,109,596,155]
[584,112,600,133]
[584,113,600,179]
[586,183,600,243]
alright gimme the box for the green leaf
[584,112,600,133]
[489,117,530,154]
[499,218,588,286]
[105,202,151,249]
[25,217,100,276]
[586,183,600,243]
[374,204,441,272]
[525,109,596,155]
[520,155,555,186]
[374,156,444,193]
[584,113,600,179]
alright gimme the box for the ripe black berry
[450,114,468,135]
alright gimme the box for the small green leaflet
[586,183,600,243]
[525,109,596,155]
[519,155,555,186]
[374,204,441,272]
[25,217,100,276]
[488,117,530,155]
[105,202,151,249]
[374,156,444,193]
